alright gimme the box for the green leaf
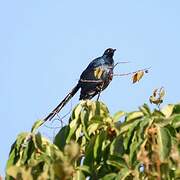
[173,104,180,114]
[72,103,82,120]
[152,109,165,117]
[139,103,151,115]
[119,113,144,134]
[165,125,176,138]
[123,121,140,150]
[155,118,173,127]
[87,123,99,136]
[16,132,29,150]
[97,101,109,115]
[161,104,174,118]
[80,107,89,127]
[54,125,70,150]
[137,117,150,140]
[101,173,117,180]
[95,100,101,115]
[80,108,90,140]
[6,166,33,180]
[126,111,143,122]
[156,126,171,161]
[33,132,43,150]
[107,155,128,169]
[128,118,150,165]
[93,131,106,162]
[6,147,16,169]
[6,133,30,169]
[74,170,86,180]
[113,111,126,122]
[83,135,96,165]
[75,124,82,141]
[21,136,35,164]
[31,119,44,133]
[110,135,124,155]
[67,118,80,142]
[76,165,91,175]
[171,115,180,129]
[93,133,101,160]
[129,130,142,166]
[116,168,131,180]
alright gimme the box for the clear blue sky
[1,0,180,175]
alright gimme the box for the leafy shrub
[6,101,180,179]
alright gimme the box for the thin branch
[113,67,151,77]
[80,67,151,82]
[113,61,131,69]
[80,79,103,83]
[44,123,61,130]
[119,61,131,64]
[44,102,72,129]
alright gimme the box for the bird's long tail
[43,83,80,122]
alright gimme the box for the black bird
[44,48,116,121]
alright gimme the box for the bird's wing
[80,57,105,79]
[86,57,105,69]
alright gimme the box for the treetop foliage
[6,100,180,179]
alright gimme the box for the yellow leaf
[132,71,144,83]
[7,166,33,180]
[87,123,99,136]
[75,124,82,141]
[161,104,174,118]
[94,67,104,79]
[160,88,165,99]
[126,111,144,121]
[149,87,165,106]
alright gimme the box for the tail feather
[43,83,80,122]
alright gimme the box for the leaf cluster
[6,101,180,179]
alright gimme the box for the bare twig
[113,67,151,77]
[113,61,131,69]
[44,123,61,130]
[80,79,103,83]
[119,61,131,64]
[44,103,72,129]
[80,67,151,83]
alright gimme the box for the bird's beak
[113,49,116,52]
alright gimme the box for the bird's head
[103,48,116,58]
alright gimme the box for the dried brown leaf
[132,70,144,83]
